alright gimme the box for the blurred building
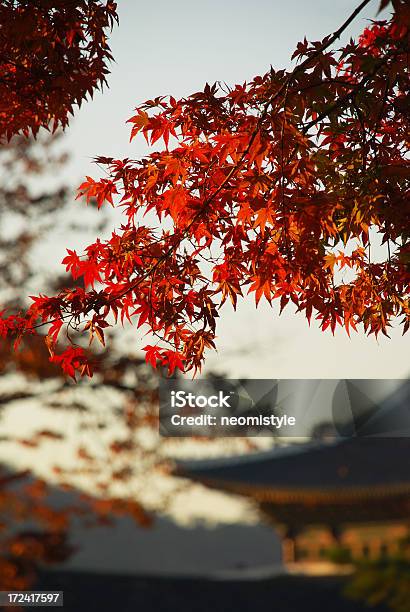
[175,438,410,574]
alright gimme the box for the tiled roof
[175,438,410,491]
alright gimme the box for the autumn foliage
[0,114,158,593]
[0,0,118,140]
[1,0,409,379]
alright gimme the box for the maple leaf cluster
[2,0,410,378]
[0,0,118,140]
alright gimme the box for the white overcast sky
[36,0,408,380]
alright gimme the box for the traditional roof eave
[173,438,410,494]
[184,476,410,505]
